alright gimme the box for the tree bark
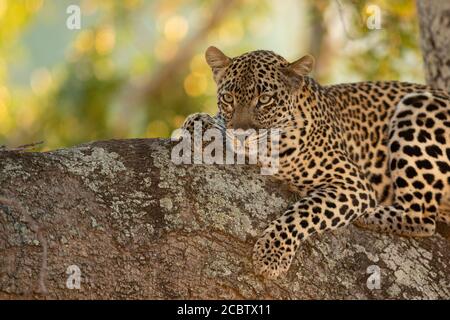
[0,139,449,299]
[417,0,450,92]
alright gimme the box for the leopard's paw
[181,112,215,134]
[252,224,296,280]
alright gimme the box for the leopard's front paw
[252,224,296,280]
[181,112,215,134]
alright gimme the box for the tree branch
[417,0,450,92]
[0,139,449,299]
[132,0,237,103]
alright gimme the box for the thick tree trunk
[0,139,449,299]
[417,0,450,92]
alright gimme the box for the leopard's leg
[253,164,377,279]
[179,112,226,158]
[355,93,450,236]
[354,198,438,237]
[181,112,225,134]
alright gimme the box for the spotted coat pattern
[182,48,450,279]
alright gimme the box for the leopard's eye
[258,94,273,105]
[221,93,234,104]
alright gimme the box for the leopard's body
[182,47,450,279]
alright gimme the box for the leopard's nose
[231,107,253,130]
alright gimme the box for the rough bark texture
[417,0,450,92]
[0,138,449,299]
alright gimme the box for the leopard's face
[205,47,315,132]
[216,51,292,130]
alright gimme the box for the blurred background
[0,0,424,151]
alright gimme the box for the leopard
[181,46,450,279]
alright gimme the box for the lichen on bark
[0,138,449,299]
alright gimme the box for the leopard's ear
[205,46,231,83]
[289,54,315,76]
[282,54,315,90]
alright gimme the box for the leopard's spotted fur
[182,47,450,279]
